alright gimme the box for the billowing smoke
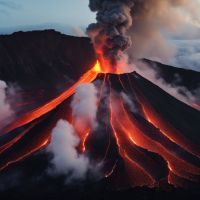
[71,83,98,133]
[47,120,90,182]
[87,0,200,67]
[135,61,200,110]
[87,0,134,72]
[0,80,13,123]
[129,0,200,62]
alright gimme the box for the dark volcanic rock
[142,59,200,91]
[0,30,96,87]
[0,151,199,200]
[131,73,200,145]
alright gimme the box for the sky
[0,0,95,34]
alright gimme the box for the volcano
[0,30,200,200]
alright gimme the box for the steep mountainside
[0,30,96,87]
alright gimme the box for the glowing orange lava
[3,67,99,135]
[93,60,101,73]
[76,128,90,153]
[94,56,128,74]
[109,91,156,187]
[0,61,199,189]
[139,97,200,157]
[0,137,50,171]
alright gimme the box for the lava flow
[0,60,200,189]
[109,91,200,187]
[2,63,99,135]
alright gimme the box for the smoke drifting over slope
[135,61,200,110]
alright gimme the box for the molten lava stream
[0,132,50,172]
[0,120,41,154]
[0,139,49,172]
[141,99,200,158]
[76,129,90,153]
[109,91,159,187]
[116,92,200,185]
[109,87,200,187]
[73,73,107,154]
[130,84,200,158]
[3,64,99,135]
[0,96,74,171]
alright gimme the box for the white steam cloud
[71,83,98,132]
[0,80,13,123]
[47,119,90,182]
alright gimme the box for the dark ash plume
[87,0,134,68]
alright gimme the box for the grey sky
[0,0,95,34]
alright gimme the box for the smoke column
[88,0,200,68]
[87,0,134,73]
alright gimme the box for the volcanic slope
[0,30,199,193]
